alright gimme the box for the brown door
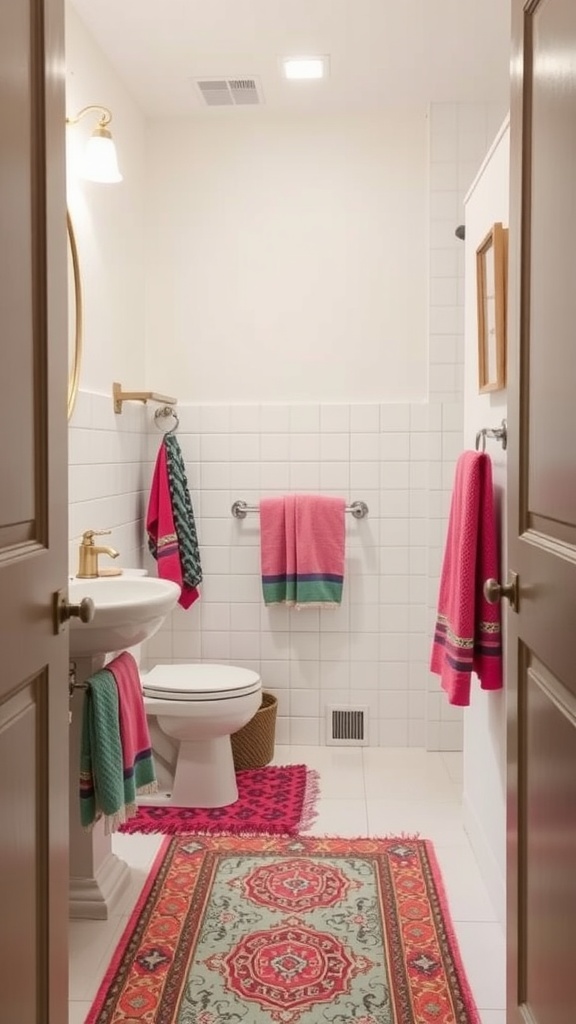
[507,3,576,1024]
[0,1,69,1022]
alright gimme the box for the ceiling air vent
[194,77,263,107]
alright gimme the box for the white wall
[66,5,149,570]
[144,112,429,402]
[462,119,509,923]
[65,4,147,394]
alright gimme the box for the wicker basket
[231,692,278,771]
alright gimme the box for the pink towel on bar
[105,652,157,810]
[146,442,198,608]
[260,495,346,607]
[430,451,502,706]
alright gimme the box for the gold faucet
[77,530,120,578]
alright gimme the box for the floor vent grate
[326,706,369,746]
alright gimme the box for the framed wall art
[476,221,508,393]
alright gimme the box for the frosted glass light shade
[283,57,327,80]
[82,128,122,183]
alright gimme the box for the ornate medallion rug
[118,765,319,837]
[86,835,480,1024]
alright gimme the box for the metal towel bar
[231,499,369,519]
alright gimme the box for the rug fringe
[299,767,321,831]
[309,831,422,841]
[118,824,306,838]
[383,830,421,840]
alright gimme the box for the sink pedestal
[69,656,131,920]
[66,576,180,918]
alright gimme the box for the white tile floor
[69,746,506,1024]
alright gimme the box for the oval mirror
[67,211,83,419]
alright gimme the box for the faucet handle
[81,529,111,544]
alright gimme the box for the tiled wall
[67,102,508,750]
[142,400,461,748]
[425,101,508,750]
[68,390,148,575]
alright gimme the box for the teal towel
[163,434,203,592]
[79,669,125,832]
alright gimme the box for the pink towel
[106,652,157,809]
[260,495,346,607]
[430,451,502,706]
[146,442,198,608]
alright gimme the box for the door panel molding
[528,659,576,726]
[509,4,576,1023]
[522,528,576,561]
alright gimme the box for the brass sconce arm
[66,105,113,129]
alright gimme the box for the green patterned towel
[163,434,203,594]
[79,669,127,833]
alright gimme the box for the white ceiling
[69,0,511,118]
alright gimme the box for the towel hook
[154,405,179,434]
[475,419,507,453]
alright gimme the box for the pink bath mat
[117,764,319,836]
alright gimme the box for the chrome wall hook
[475,419,507,452]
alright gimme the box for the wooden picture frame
[476,222,508,393]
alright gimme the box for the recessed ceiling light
[282,57,328,81]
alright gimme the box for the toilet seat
[143,663,261,702]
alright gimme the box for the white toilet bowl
[142,663,262,808]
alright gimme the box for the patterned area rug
[118,765,319,836]
[87,835,480,1024]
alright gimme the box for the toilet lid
[142,663,262,701]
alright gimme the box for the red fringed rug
[118,764,319,837]
[87,835,480,1024]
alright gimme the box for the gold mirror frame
[476,222,507,394]
[67,211,83,419]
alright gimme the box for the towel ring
[154,405,179,434]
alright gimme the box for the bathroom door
[507,3,576,1023]
[0,1,69,1022]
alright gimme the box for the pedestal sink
[68,574,180,920]
[68,575,181,656]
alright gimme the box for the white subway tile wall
[425,101,507,750]
[139,398,449,750]
[67,391,473,751]
[67,101,505,752]
[68,391,149,574]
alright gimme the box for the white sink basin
[68,576,181,657]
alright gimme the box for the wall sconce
[66,105,122,184]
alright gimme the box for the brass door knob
[483,572,519,612]
[64,597,95,623]
[53,591,95,633]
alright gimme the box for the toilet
[141,663,262,808]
